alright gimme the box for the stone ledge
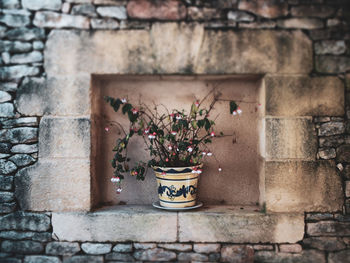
[52,205,304,243]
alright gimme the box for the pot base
[152,201,203,211]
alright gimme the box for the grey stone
[134,243,156,249]
[0,191,14,202]
[1,127,37,143]
[11,144,38,153]
[33,41,44,50]
[0,258,21,263]
[0,175,13,190]
[0,91,11,103]
[0,83,17,92]
[0,65,39,81]
[52,207,177,242]
[188,7,222,20]
[209,252,221,261]
[0,211,50,231]
[1,0,20,9]
[105,252,135,261]
[61,2,71,13]
[291,5,336,18]
[158,243,192,252]
[315,40,347,55]
[0,103,14,117]
[0,154,10,158]
[316,56,350,74]
[1,117,38,128]
[0,160,17,174]
[318,148,336,160]
[63,256,103,263]
[277,18,323,29]
[0,40,31,53]
[327,18,340,27]
[193,243,220,253]
[1,52,9,64]
[46,242,80,256]
[177,252,208,261]
[318,122,345,136]
[336,145,350,162]
[72,4,97,17]
[24,256,61,263]
[9,154,35,167]
[33,12,89,29]
[0,230,36,240]
[328,250,350,263]
[112,243,133,252]
[67,0,92,2]
[0,143,11,153]
[22,0,62,11]
[227,11,254,22]
[91,18,119,29]
[1,240,44,254]
[10,51,43,64]
[6,28,45,41]
[221,245,254,263]
[133,248,176,261]
[81,243,112,255]
[303,237,346,251]
[2,9,31,15]
[255,250,326,263]
[307,221,350,236]
[0,202,16,213]
[0,13,30,27]
[319,135,344,147]
[96,6,127,19]
[306,213,334,221]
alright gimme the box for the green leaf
[105,97,122,112]
[190,103,198,118]
[191,120,198,129]
[122,103,132,114]
[230,101,238,114]
[204,118,211,131]
[197,119,205,128]
[127,111,138,123]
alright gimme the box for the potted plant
[105,89,241,208]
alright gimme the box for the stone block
[0,230,38,240]
[279,244,302,253]
[6,28,45,41]
[238,0,288,18]
[265,118,317,160]
[265,76,344,116]
[0,191,14,203]
[318,148,336,160]
[133,248,176,261]
[221,245,254,263]
[328,250,350,263]
[72,4,97,17]
[1,240,44,254]
[306,213,333,221]
[302,237,346,251]
[1,127,38,144]
[46,242,80,256]
[0,40,31,53]
[33,12,89,29]
[15,158,90,211]
[158,243,192,252]
[112,243,132,252]
[346,181,350,197]
[0,211,50,231]
[16,76,90,116]
[9,154,35,167]
[0,143,11,153]
[2,0,20,9]
[319,122,345,136]
[1,117,38,128]
[178,206,304,243]
[0,175,13,190]
[0,160,17,174]
[336,145,350,162]
[11,144,37,154]
[0,103,14,117]
[91,18,119,29]
[39,117,90,158]
[134,243,156,249]
[307,221,350,236]
[315,40,346,55]
[24,256,60,263]
[188,7,222,21]
[105,252,134,261]
[22,0,62,11]
[127,0,186,20]
[316,56,350,74]
[0,91,11,103]
[0,12,30,27]
[44,26,312,77]
[265,161,343,212]
[193,243,220,253]
[0,202,16,213]
[10,51,43,64]
[81,243,112,255]
[291,5,336,18]
[0,65,39,80]
[52,206,177,242]
[63,256,103,263]
[96,6,126,19]
[253,245,274,251]
[227,11,254,21]
[255,250,325,263]
[277,18,323,29]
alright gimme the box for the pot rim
[152,163,203,170]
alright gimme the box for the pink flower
[210,132,215,137]
[104,127,110,132]
[162,171,166,175]
[165,158,169,162]
[237,107,242,115]
[131,108,138,114]
[171,131,177,136]
[195,100,200,107]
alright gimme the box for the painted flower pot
[153,164,203,208]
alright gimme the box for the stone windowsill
[52,205,304,243]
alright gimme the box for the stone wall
[0,0,350,262]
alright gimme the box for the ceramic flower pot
[152,164,203,208]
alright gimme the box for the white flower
[171,131,177,136]
[176,114,182,120]
[210,132,215,137]
[195,101,200,107]
[116,188,122,193]
[148,134,155,139]
[218,167,222,172]
[131,108,138,114]
[232,110,237,116]
[207,152,212,156]
[188,146,193,153]
[144,128,149,134]
[237,107,242,114]
[168,145,173,150]
[202,151,207,156]
[111,177,120,183]
[197,169,202,174]
[121,98,127,103]
[337,163,344,171]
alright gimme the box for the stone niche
[15,23,345,243]
[91,75,263,207]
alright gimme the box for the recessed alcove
[91,75,264,208]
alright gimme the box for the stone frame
[15,23,343,215]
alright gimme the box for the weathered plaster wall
[0,0,350,262]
